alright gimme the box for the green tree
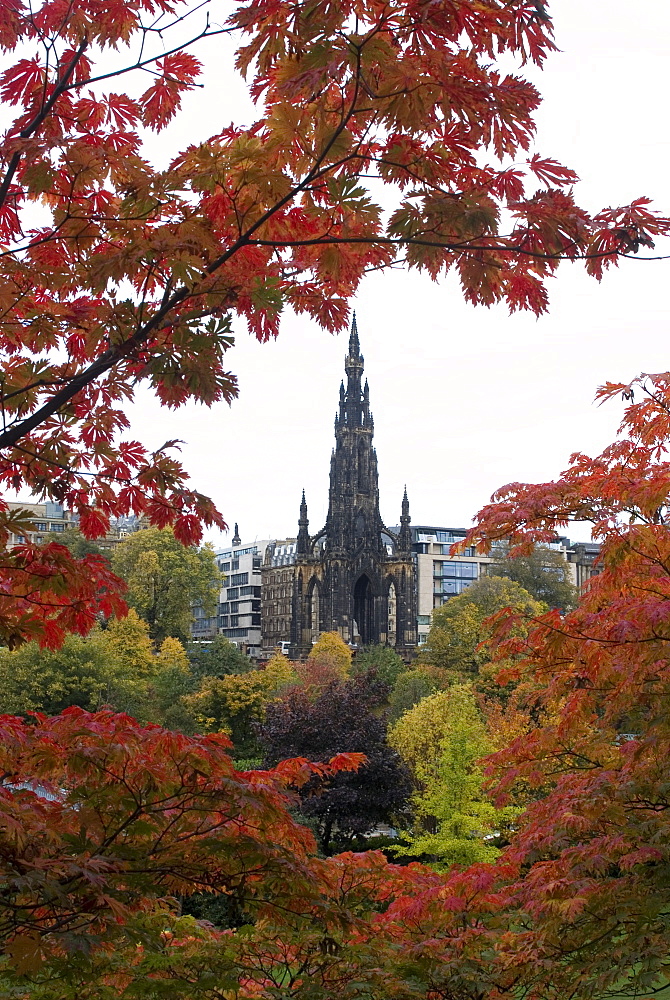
[351,645,406,688]
[486,544,578,612]
[186,635,254,679]
[0,631,141,717]
[153,637,198,732]
[112,528,219,644]
[420,576,545,679]
[46,527,108,560]
[388,666,451,722]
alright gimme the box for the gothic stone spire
[327,315,381,554]
[397,485,412,553]
[297,489,310,554]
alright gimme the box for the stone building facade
[270,318,417,658]
[261,538,297,651]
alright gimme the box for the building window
[230,572,249,586]
[230,602,239,613]
[230,615,239,627]
[219,615,229,627]
[240,585,253,595]
[226,628,248,638]
[35,522,47,531]
[227,588,239,600]
[434,560,478,580]
[50,523,64,532]
[219,602,230,614]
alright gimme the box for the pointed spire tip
[348,311,360,358]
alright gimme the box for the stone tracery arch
[386,578,397,646]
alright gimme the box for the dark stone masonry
[290,316,417,657]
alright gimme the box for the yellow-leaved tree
[308,632,352,676]
[390,685,517,869]
[389,689,461,789]
[263,651,297,693]
[183,663,294,759]
[106,610,155,678]
[157,637,190,673]
[296,632,352,695]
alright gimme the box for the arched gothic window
[387,581,397,643]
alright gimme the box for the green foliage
[390,688,459,785]
[112,528,219,644]
[47,527,108,560]
[152,637,198,727]
[183,669,286,757]
[0,630,143,717]
[420,575,546,679]
[0,613,201,730]
[487,544,578,612]
[351,644,405,687]
[186,634,254,678]
[388,666,450,722]
[181,891,253,930]
[391,685,517,869]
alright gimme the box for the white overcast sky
[122,0,670,549]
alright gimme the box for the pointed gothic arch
[306,577,321,643]
[386,578,397,646]
[353,573,374,646]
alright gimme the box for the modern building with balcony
[194,525,269,656]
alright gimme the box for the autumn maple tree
[434,375,670,999]
[0,708,368,987]
[0,0,668,647]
